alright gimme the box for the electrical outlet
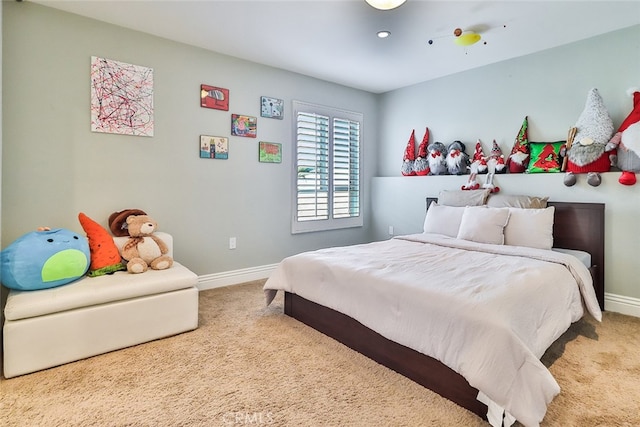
[229,237,236,250]
[388,225,394,236]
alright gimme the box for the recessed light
[365,0,406,10]
[377,30,391,38]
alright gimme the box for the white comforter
[263,233,602,427]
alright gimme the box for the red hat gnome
[401,129,417,176]
[606,88,640,185]
[470,140,488,174]
[564,88,615,187]
[507,116,530,173]
[413,127,431,176]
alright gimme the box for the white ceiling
[29,0,640,93]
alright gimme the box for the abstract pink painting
[90,56,154,137]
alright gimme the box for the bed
[264,196,604,427]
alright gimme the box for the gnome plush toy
[470,140,488,174]
[488,140,507,174]
[606,88,640,185]
[427,141,448,175]
[564,88,615,187]
[462,162,481,190]
[413,128,431,176]
[446,141,469,175]
[507,116,530,173]
[401,129,417,176]
[483,173,500,193]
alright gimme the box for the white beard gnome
[446,141,469,175]
[401,129,417,176]
[413,127,431,176]
[564,88,615,187]
[606,88,640,185]
[488,140,507,174]
[470,140,488,174]
[507,116,530,173]
[427,141,448,175]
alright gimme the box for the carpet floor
[1,280,639,426]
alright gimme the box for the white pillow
[423,202,466,237]
[504,206,555,250]
[457,206,510,245]
[438,189,490,207]
[486,194,549,209]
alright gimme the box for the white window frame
[291,100,363,234]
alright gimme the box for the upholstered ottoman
[2,232,199,378]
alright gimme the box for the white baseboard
[197,264,278,291]
[605,293,640,318]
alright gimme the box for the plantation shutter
[332,118,360,218]
[296,112,330,221]
[292,101,362,234]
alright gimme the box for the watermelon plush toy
[1,228,90,291]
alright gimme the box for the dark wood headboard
[425,198,605,310]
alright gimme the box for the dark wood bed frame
[284,200,605,420]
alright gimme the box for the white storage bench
[2,232,199,378]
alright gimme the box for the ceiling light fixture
[365,0,407,11]
[453,28,481,46]
[377,30,391,38]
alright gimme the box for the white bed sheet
[264,233,601,427]
[552,247,591,268]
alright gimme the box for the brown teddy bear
[120,215,173,274]
[108,208,147,237]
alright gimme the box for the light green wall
[1,1,378,275]
[377,25,640,176]
[373,25,640,304]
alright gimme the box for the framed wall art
[259,141,282,163]
[90,56,154,136]
[260,96,284,119]
[231,114,257,138]
[200,84,229,111]
[200,135,229,159]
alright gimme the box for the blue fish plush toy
[1,228,90,291]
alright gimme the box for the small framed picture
[260,96,284,119]
[259,141,282,163]
[200,84,229,111]
[231,114,257,138]
[200,135,229,159]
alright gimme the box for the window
[292,101,362,234]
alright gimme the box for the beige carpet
[2,281,640,427]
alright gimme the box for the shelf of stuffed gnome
[398,87,639,190]
[391,166,626,191]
